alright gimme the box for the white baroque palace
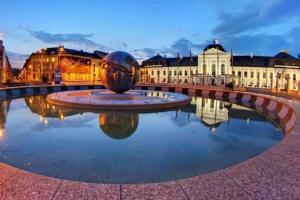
[140,40,300,91]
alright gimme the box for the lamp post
[270,74,273,91]
[56,45,64,84]
[285,74,290,93]
[39,48,45,82]
[276,73,281,93]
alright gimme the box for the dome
[99,112,139,140]
[100,51,140,93]
[203,43,226,52]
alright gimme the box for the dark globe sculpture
[99,112,139,140]
[100,51,140,93]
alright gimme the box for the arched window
[212,64,216,76]
[203,64,207,75]
[221,64,225,75]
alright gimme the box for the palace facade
[141,41,300,91]
[19,47,107,82]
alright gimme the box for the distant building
[19,47,107,82]
[0,40,13,83]
[141,40,300,91]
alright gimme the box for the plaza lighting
[211,127,216,134]
[246,118,250,124]
[44,118,48,126]
[0,128,4,139]
[59,113,64,121]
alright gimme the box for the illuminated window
[51,58,55,62]
[212,64,216,76]
[221,64,225,75]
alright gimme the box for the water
[0,95,283,184]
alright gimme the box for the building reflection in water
[22,95,269,138]
[25,96,80,126]
[99,112,139,140]
[0,100,11,139]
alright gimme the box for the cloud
[170,38,205,55]
[29,30,107,51]
[7,51,29,68]
[130,48,160,63]
[213,0,300,35]
[219,33,290,55]
[122,42,128,48]
[129,38,206,63]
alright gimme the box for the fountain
[47,51,192,111]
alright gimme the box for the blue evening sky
[0,0,299,68]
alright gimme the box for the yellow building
[19,46,107,83]
[141,40,300,91]
[0,40,13,83]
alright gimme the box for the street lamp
[276,73,281,93]
[39,48,46,82]
[56,45,64,84]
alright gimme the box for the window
[174,71,177,75]
[151,71,154,76]
[221,64,225,75]
[163,71,166,76]
[270,73,273,79]
[212,64,216,76]
[257,72,260,78]
[179,71,182,76]
[185,71,188,76]
[244,71,248,78]
[232,71,235,76]
[203,64,207,75]
[263,72,266,78]
[293,74,296,81]
[157,71,160,76]
[238,71,241,77]
[251,72,254,78]
[195,70,198,75]
[210,99,215,109]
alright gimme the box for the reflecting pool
[0,95,283,183]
